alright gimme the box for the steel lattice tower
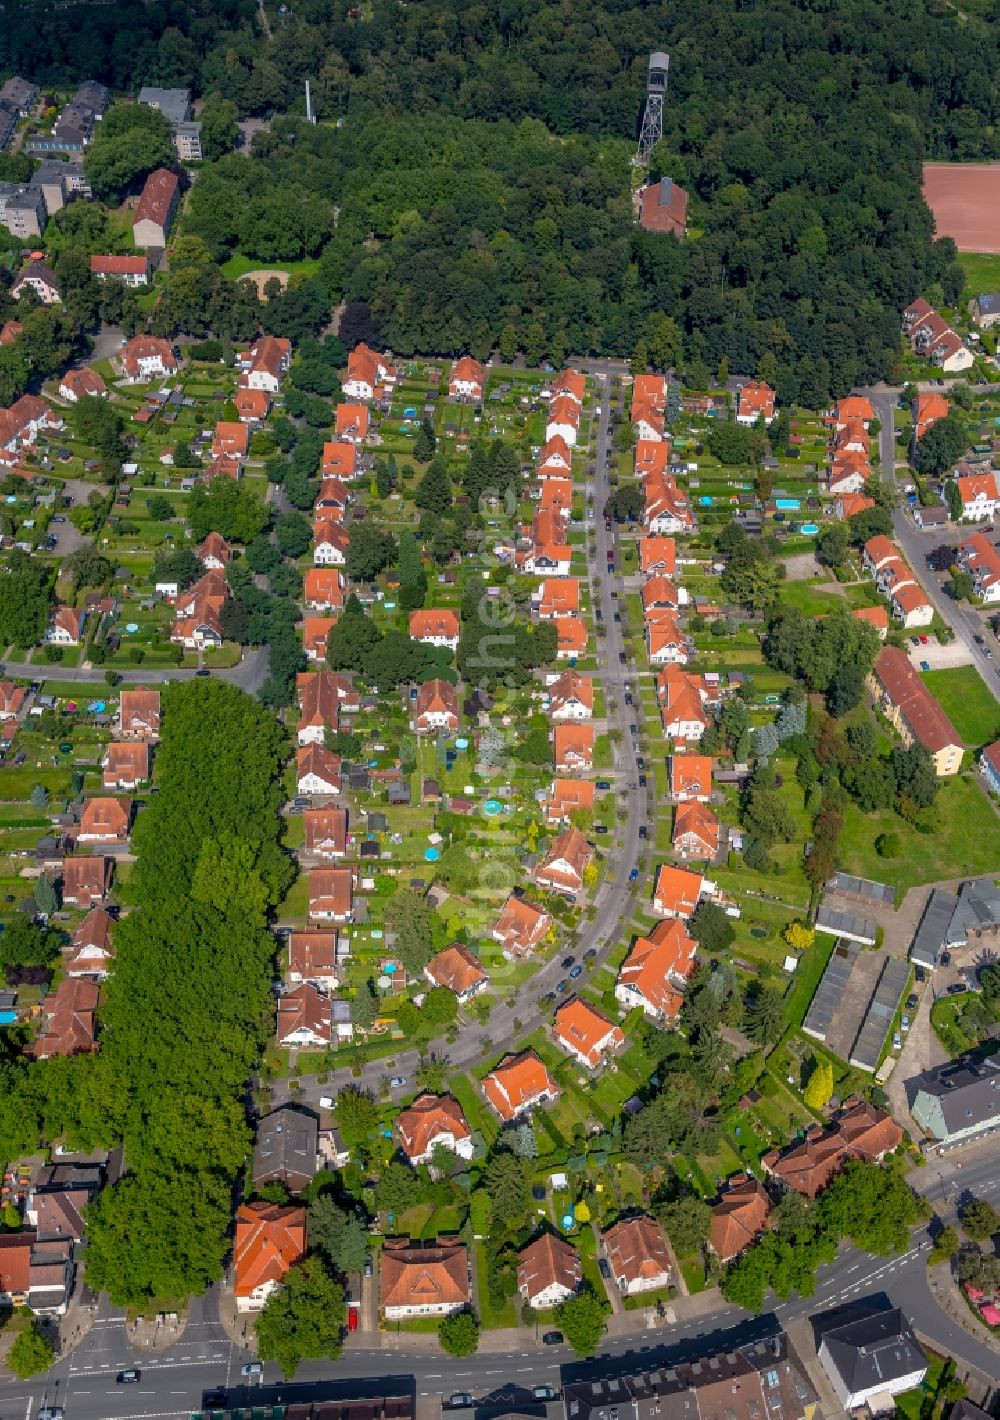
[637,52,669,164]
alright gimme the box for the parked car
[915,966,926,983]
[569,964,583,979]
[613,611,621,622]
[450,1396,475,1409]
[38,1410,65,1420]
[556,979,568,993]
[533,1387,557,1402]
[584,948,597,960]
[892,1032,902,1050]
[562,956,575,969]
[594,824,608,834]
[596,780,612,790]
[389,1076,407,1087]
[598,1258,611,1280]
[940,952,951,967]
[618,652,626,664]
[347,1304,359,1332]
[906,994,918,1010]
[540,991,555,1005]
[117,1370,141,1384]
[628,868,639,882]
[319,1095,334,1108]
[638,773,647,787]
[241,1362,263,1377]
[901,1014,910,1032]
[364,1255,373,1277]
[543,1331,565,1345]
[948,982,968,995]
[920,660,931,672]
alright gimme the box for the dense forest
[5,0,1000,393]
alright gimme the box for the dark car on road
[556,979,568,993]
[569,964,583,979]
[562,956,575,969]
[543,1331,565,1345]
[117,1369,141,1384]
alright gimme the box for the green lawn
[839,773,1000,891]
[220,253,322,280]
[960,251,1000,298]
[920,665,1000,749]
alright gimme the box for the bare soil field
[923,162,1000,253]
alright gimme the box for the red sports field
[923,163,1000,252]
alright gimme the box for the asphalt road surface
[864,386,1000,708]
[271,372,647,1111]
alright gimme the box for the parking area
[906,637,973,670]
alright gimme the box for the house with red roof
[637,176,688,237]
[483,1049,559,1122]
[409,609,460,651]
[343,344,396,402]
[102,740,150,790]
[314,519,349,566]
[653,864,705,920]
[237,335,292,393]
[234,387,271,423]
[233,1201,306,1312]
[833,492,875,521]
[58,367,107,402]
[287,931,339,992]
[491,895,552,960]
[546,670,593,720]
[543,778,595,826]
[912,392,949,442]
[953,471,1000,522]
[212,420,249,461]
[90,254,150,286]
[0,681,28,719]
[673,800,721,860]
[296,743,342,797]
[302,616,338,663]
[78,796,131,843]
[646,611,688,666]
[46,606,85,645]
[616,918,697,1024]
[537,435,572,478]
[736,380,776,426]
[644,472,694,534]
[61,857,112,908]
[335,403,370,443]
[396,1094,474,1166]
[638,536,676,577]
[449,356,485,401]
[709,1175,772,1262]
[28,977,99,1059]
[868,646,962,776]
[538,477,574,523]
[979,738,1000,797]
[414,679,459,734]
[308,867,353,923]
[381,1239,470,1319]
[303,568,345,611]
[546,394,580,447]
[197,531,232,571]
[556,617,588,660]
[538,578,580,620]
[276,982,333,1048]
[533,826,593,898]
[603,1216,672,1295]
[303,807,347,860]
[553,722,594,773]
[518,1233,582,1310]
[425,943,488,1003]
[169,571,228,649]
[132,168,179,248]
[65,907,114,978]
[119,335,177,383]
[851,605,889,639]
[553,997,623,1069]
[659,666,709,741]
[669,754,713,802]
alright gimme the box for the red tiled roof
[425,942,488,996]
[603,1215,671,1286]
[396,1093,472,1161]
[233,1201,306,1299]
[134,168,178,229]
[483,1049,559,1122]
[553,997,623,1067]
[380,1239,469,1310]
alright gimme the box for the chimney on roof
[659,176,673,207]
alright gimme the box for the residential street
[864,385,1000,707]
[271,373,646,1111]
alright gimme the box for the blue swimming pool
[800,523,818,535]
[484,799,502,815]
[775,498,800,510]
